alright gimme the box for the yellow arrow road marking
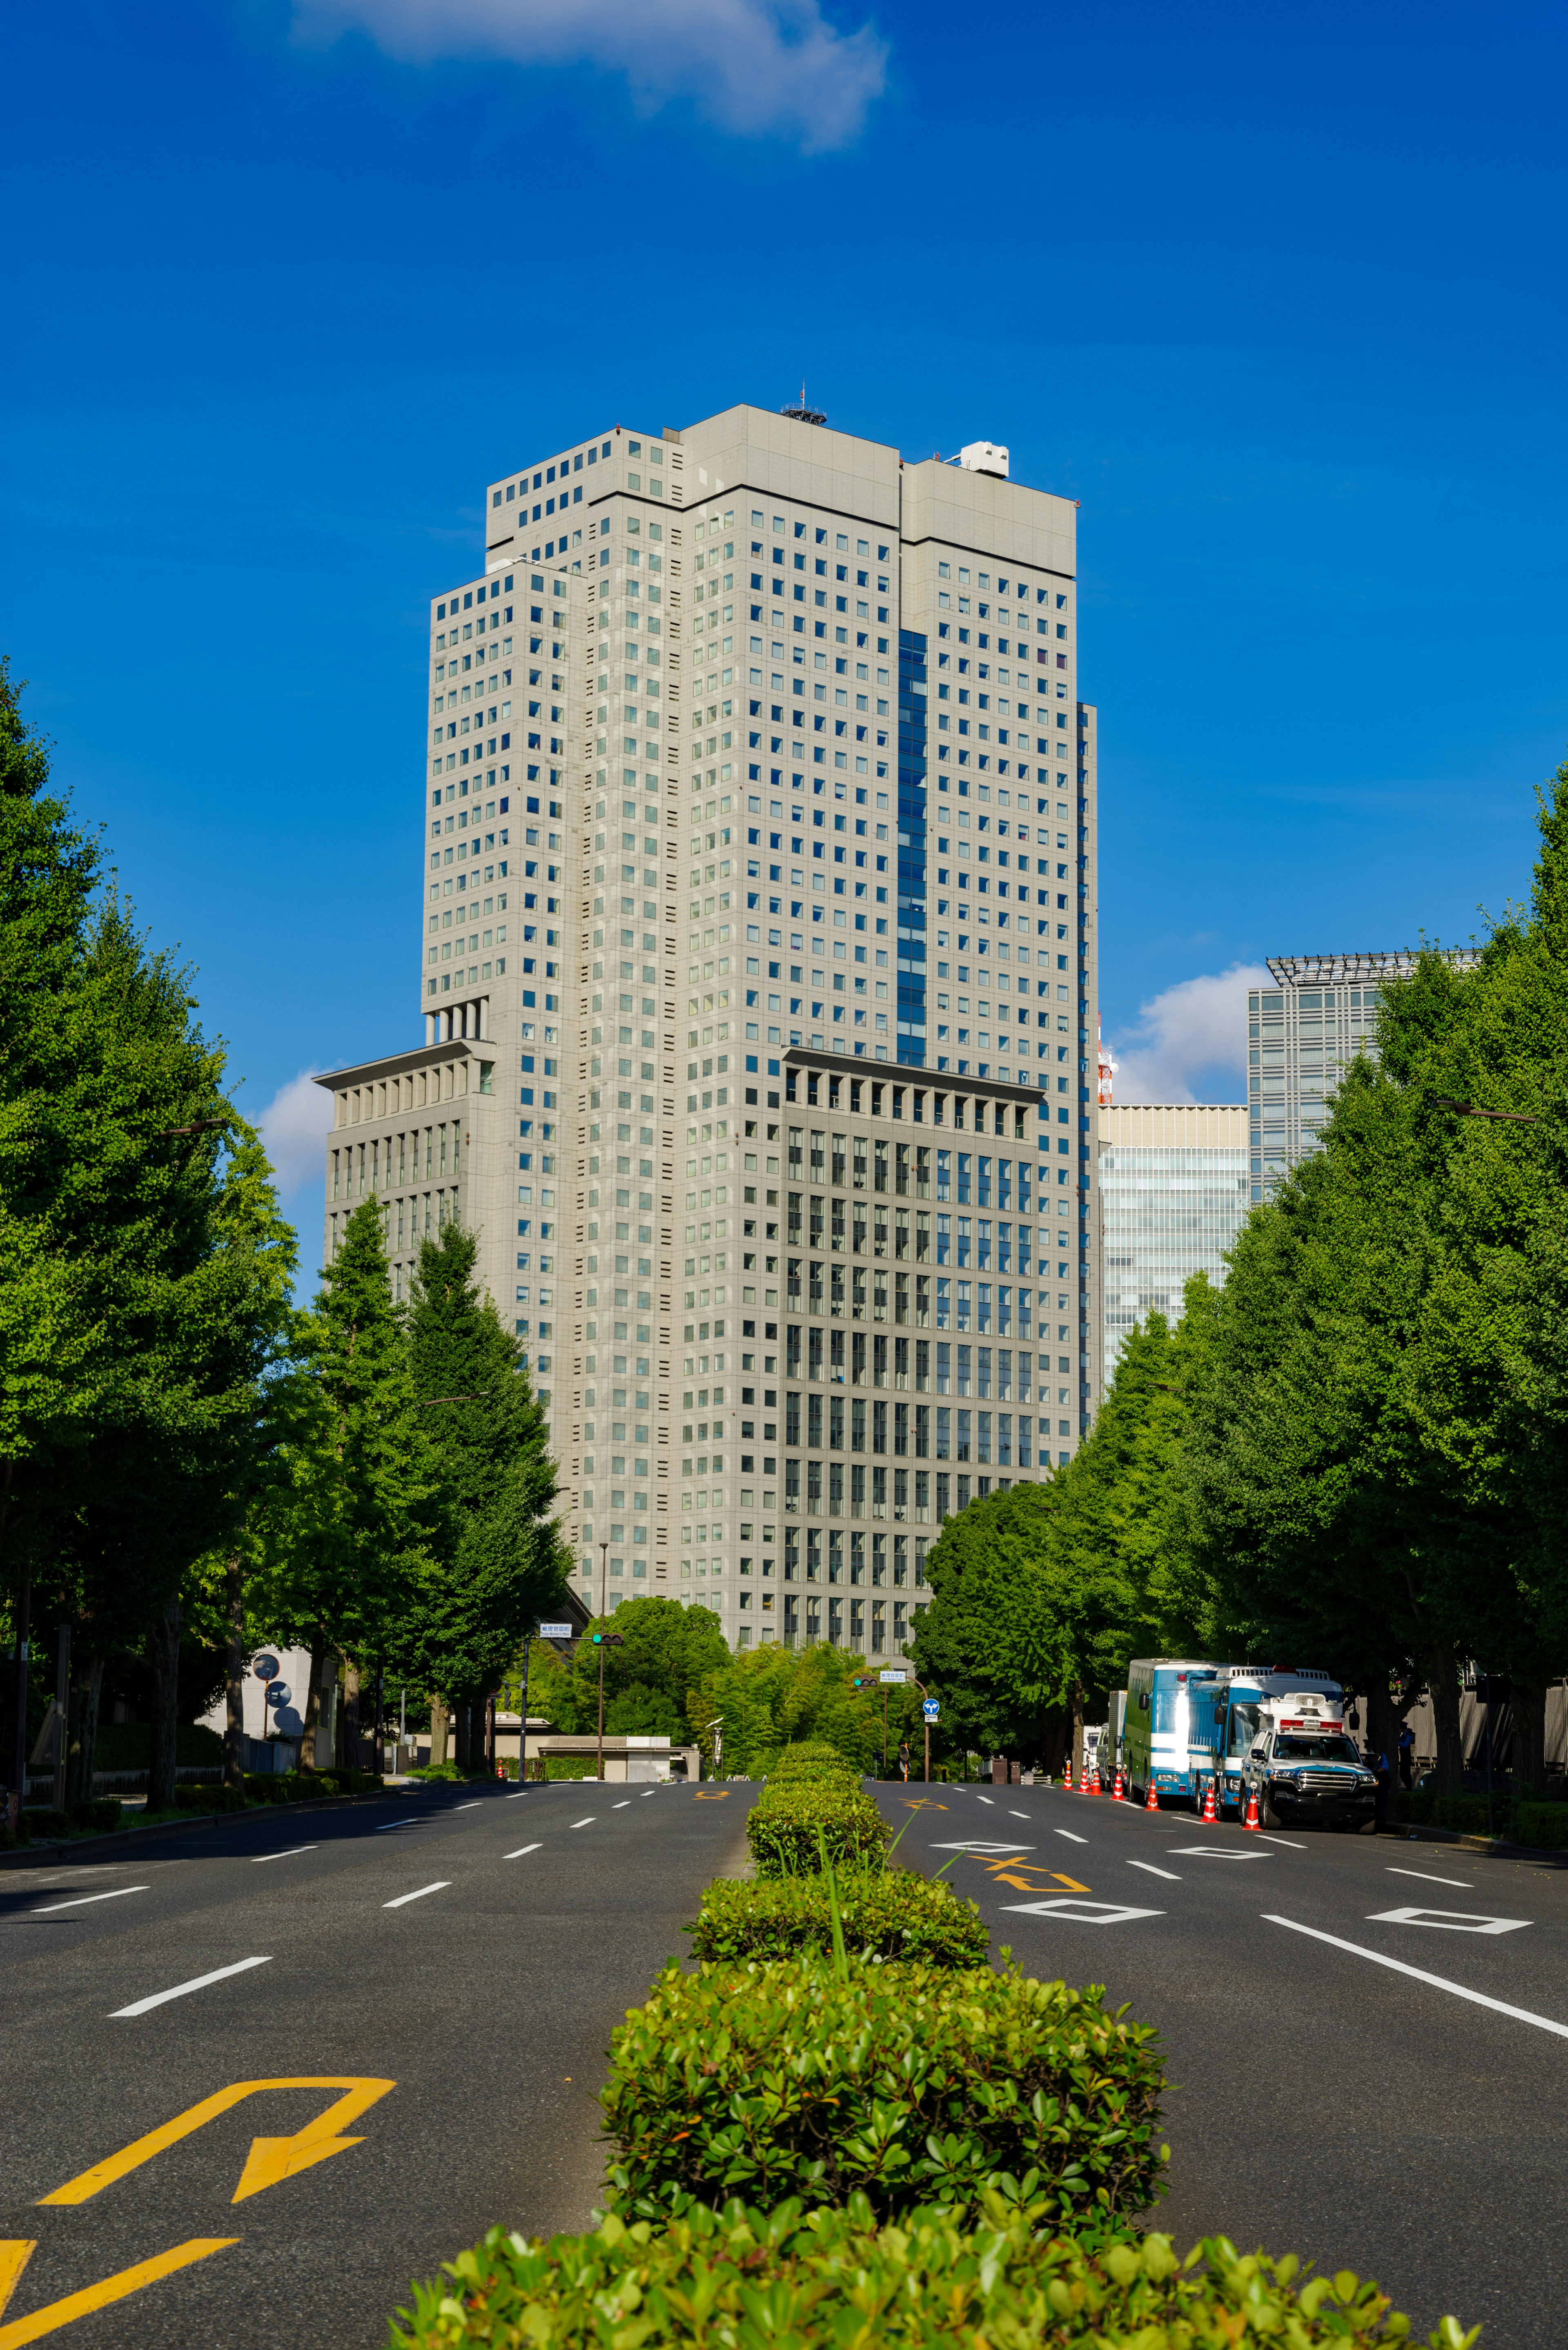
[0,2247,36,2320]
[694,1790,729,1799]
[901,1799,948,1810]
[0,2239,236,2347]
[39,2078,396,2208]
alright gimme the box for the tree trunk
[341,1663,361,1771]
[65,1650,105,1808]
[302,1637,328,1770]
[454,1700,470,1773]
[223,1557,246,1791]
[147,1600,182,1814]
[429,1698,448,1767]
[1365,1677,1408,1829]
[1423,1647,1465,1795]
[1512,1682,1547,1798]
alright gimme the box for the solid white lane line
[570,1816,596,1829]
[1054,1830,1088,1845]
[251,1847,317,1864]
[383,1882,452,1909]
[504,1844,541,1860]
[375,1817,423,1832]
[455,1801,482,1810]
[112,1956,271,2016]
[1127,1860,1182,1882]
[33,1886,149,1914]
[1388,1866,1472,1888]
[1265,1914,1568,2036]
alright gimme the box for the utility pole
[516,1635,532,1786]
[597,1539,610,1783]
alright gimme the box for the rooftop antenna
[782,380,826,426]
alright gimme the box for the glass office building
[1097,1104,1249,1376]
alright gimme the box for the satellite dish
[253,1654,281,1681]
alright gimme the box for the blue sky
[4,0,1565,1259]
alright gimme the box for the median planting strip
[388,1747,1473,2350]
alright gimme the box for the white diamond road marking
[1054,1830,1088,1845]
[1002,1898,1163,1926]
[32,1886,149,1914]
[1266,1915,1566,2035]
[383,1882,452,1909]
[251,1847,317,1864]
[929,1840,1033,1854]
[570,1817,596,1829]
[1167,1846,1270,1860]
[504,1844,541,1860]
[112,1957,272,2017]
[1127,1860,1181,1882]
[1369,1905,1530,1935]
[1387,1866,1472,1889]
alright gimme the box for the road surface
[0,1778,750,2348]
[873,1777,1568,2349]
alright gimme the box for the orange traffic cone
[1201,1779,1217,1823]
[1112,1768,1125,1802]
[1085,1763,1100,1796]
[1144,1777,1160,1812]
[1063,1758,1074,1792]
[1242,1785,1262,1832]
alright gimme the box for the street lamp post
[597,1539,610,1783]
[516,1635,532,1787]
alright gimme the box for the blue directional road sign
[923,1699,940,1723]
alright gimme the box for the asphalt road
[0,1778,753,2349]
[873,1777,1568,2349]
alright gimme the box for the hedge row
[767,1741,861,1786]
[745,1781,889,1879]
[392,2195,1476,2350]
[689,1868,989,1968]
[600,1957,1165,2229]
[13,1797,123,1842]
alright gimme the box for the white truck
[1236,1677,1378,1829]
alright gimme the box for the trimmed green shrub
[746,1782,889,1879]
[71,1797,122,1834]
[600,1956,1165,2227]
[92,1721,224,1772]
[1394,1791,1512,1837]
[767,1739,862,1786]
[1511,1801,1568,1849]
[19,1807,73,1841]
[390,2194,1476,2350]
[173,1784,248,1813]
[406,1761,470,1782]
[690,1868,989,1968]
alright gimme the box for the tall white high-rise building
[319,404,1099,1651]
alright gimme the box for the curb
[0,1783,442,1872]
[1379,1820,1568,1867]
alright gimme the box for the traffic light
[590,1632,625,1648]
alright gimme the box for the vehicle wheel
[1261,1793,1283,1831]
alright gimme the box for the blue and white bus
[1122,1658,1225,1804]
[1188,1664,1346,1814]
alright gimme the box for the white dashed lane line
[383,1882,451,1909]
[504,1844,541,1860]
[570,1817,596,1829]
[374,1817,424,1833]
[252,1847,316,1864]
[1054,1830,1088,1845]
[613,1801,631,1809]
[31,1886,150,1914]
[454,1801,482,1811]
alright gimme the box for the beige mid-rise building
[321,404,1100,1652]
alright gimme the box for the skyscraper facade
[1247,950,1477,1203]
[1096,1103,1249,1376]
[319,404,1099,1650]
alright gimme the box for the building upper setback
[325,397,1099,1656]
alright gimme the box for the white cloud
[293,0,888,150]
[257,1068,335,1194]
[1111,963,1269,1105]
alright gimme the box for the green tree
[565,1595,729,1741]
[401,1222,568,1764]
[910,1483,1072,1769]
[259,1198,441,1763]
[685,1642,883,1777]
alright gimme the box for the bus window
[1152,1681,1182,1735]
[1227,1702,1259,1758]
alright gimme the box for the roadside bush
[390,2195,1476,2350]
[19,1807,73,1841]
[1511,1801,1568,1849]
[689,1868,989,1968]
[174,1784,248,1814]
[1394,1791,1512,1837]
[70,1797,122,1833]
[767,1739,862,1786]
[746,1782,888,1879]
[92,1721,224,1772]
[406,1761,470,1783]
[600,1956,1165,2228]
